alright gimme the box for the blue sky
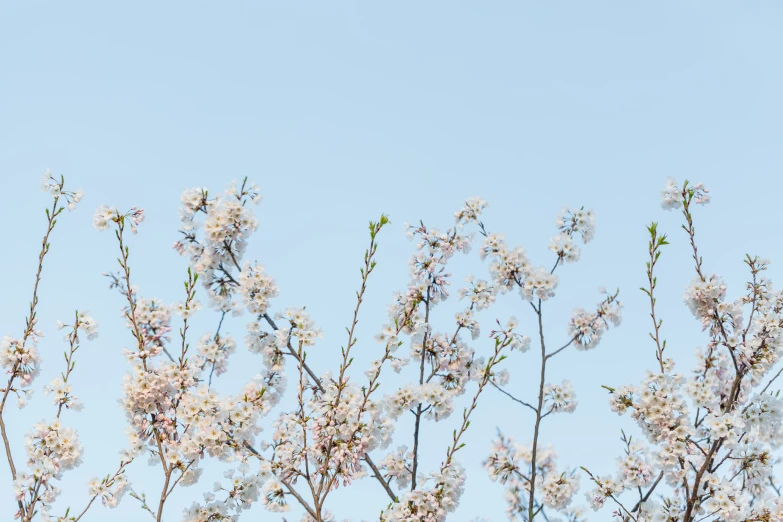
[1,2,783,521]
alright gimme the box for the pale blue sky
[2,2,783,521]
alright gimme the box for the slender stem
[528,299,546,521]
[490,381,537,413]
[129,489,157,519]
[631,471,664,512]
[756,366,783,398]
[411,287,431,491]
[645,224,667,373]
[56,316,82,418]
[544,337,576,360]
[1,193,62,520]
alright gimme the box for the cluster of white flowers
[43,377,82,412]
[585,179,783,521]
[198,333,236,376]
[86,471,130,509]
[480,233,531,294]
[13,419,84,514]
[68,311,99,341]
[238,261,279,316]
[174,298,203,318]
[244,322,286,401]
[703,410,746,445]
[182,465,264,521]
[384,382,455,421]
[485,434,584,521]
[520,266,559,301]
[18,173,783,522]
[615,439,655,489]
[41,311,100,415]
[483,203,621,522]
[660,177,682,210]
[584,474,621,511]
[380,445,414,489]
[407,330,479,395]
[174,180,262,310]
[548,234,580,263]
[543,380,578,414]
[699,475,750,522]
[308,380,393,476]
[373,198,536,522]
[119,351,273,463]
[683,274,728,322]
[0,335,41,388]
[608,370,694,472]
[89,187,295,519]
[381,464,466,522]
[458,276,496,311]
[547,204,596,266]
[555,206,596,244]
[1,177,132,522]
[260,479,289,512]
[92,204,117,231]
[94,205,144,234]
[454,196,489,226]
[455,308,481,340]
[274,307,323,347]
[661,177,710,210]
[568,291,623,350]
[40,170,83,211]
[540,472,580,510]
[743,393,783,446]
[25,419,83,474]
[488,317,532,355]
[115,297,173,363]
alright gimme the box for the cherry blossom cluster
[584,179,783,522]
[0,176,137,522]
[548,206,596,264]
[40,170,83,211]
[85,189,284,521]
[181,464,264,522]
[93,205,144,234]
[9,171,783,522]
[568,292,623,351]
[483,203,621,522]
[543,381,578,414]
[484,433,583,520]
[173,189,536,521]
[378,312,530,522]
[173,180,262,310]
[197,333,236,377]
[366,201,533,521]
[0,334,42,391]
